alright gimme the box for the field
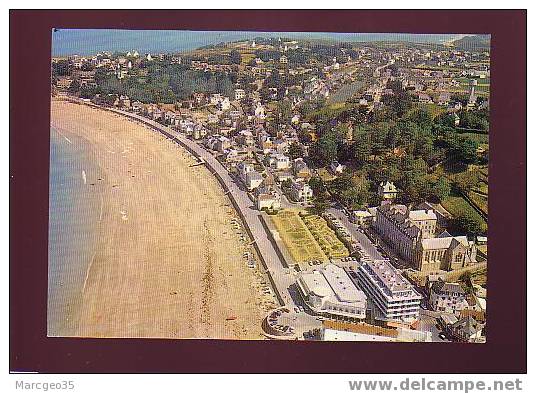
[328,80,364,104]
[301,215,350,259]
[317,167,336,182]
[458,132,488,145]
[442,194,488,232]
[466,166,488,215]
[414,102,448,119]
[435,161,488,234]
[270,210,328,264]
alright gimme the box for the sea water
[51,29,465,57]
[47,126,102,336]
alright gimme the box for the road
[84,102,300,310]
[326,207,383,261]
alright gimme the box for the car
[438,332,447,340]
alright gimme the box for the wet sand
[50,100,273,339]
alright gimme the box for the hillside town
[52,35,489,342]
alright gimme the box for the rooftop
[360,259,421,299]
[408,209,437,221]
[299,264,367,305]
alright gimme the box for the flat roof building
[354,259,422,322]
[297,264,367,320]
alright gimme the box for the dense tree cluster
[306,90,486,212]
[73,62,236,104]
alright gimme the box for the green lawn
[468,191,488,215]
[459,132,489,145]
[442,195,487,232]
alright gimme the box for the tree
[431,177,451,201]
[53,60,71,76]
[455,210,483,235]
[447,135,478,164]
[309,131,338,167]
[68,79,80,94]
[275,100,293,124]
[308,176,326,195]
[281,179,292,190]
[341,186,368,210]
[288,143,305,160]
[311,194,331,215]
[352,127,372,165]
[229,50,242,65]
[81,62,95,71]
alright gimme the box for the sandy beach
[50,100,273,339]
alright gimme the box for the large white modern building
[354,259,422,322]
[296,264,367,320]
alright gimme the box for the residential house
[290,180,313,204]
[352,210,374,228]
[215,136,231,153]
[255,186,281,211]
[429,280,475,314]
[56,77,73,90]
[234,89,246,101]
[219,97,231,111]
[245,171,264,191]
[254,102,266,119]
[437,91,451,106]
[329,161,346,175]
[276,171,293,183]
[293,158,311,179]
[267,153,291,170]
[446,315,485,343]
[237,161,255,182]
[378,181,398,201]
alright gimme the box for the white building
[234,89,246,101]
[219,97,231,111]
[254,102,266,119]
[215,136,231,153]
[237,162,254,181]
[255,187,281,211]
[297,264,367,320]
[210,93,223,105]
[354,259,422,322]
[290,180,313,204]
[352,210,374,227]
[378,181,398,200]
[266,153,291,170]
[429,280,475,314]
[245,171,263,191]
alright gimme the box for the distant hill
[452,35,491,51]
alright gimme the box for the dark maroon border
[10,10,527,373]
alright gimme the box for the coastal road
[326,207,383,261]
[92,103,298,309]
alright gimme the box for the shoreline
[48,124,106,337]
[50,100,273,339]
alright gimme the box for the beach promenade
[95,103,299,310]
[50,100,271,339]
